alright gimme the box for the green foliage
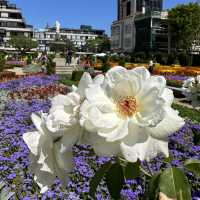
[84,36,110,53]
[148,173,161,200]
[177,52,191,66]
[32,52,38,59]
[105,163,125,200]
[46,58,56,75]
[71,70,84,82]
[0,53,5,72]
[154,52,168,65]
[118,59,126,67]
[89,161,112,198]
[49,38,76,53]
[184,159,200,177]
[167,53,177,65]
[0,181,15,200]
[9,36,38,54]
[167,80,182,88]
[100,56,111,73]
[169,3,200,52]
[101,65,111,73]
[172,104,200,122]
[59,74,78,86]
[159,167,191,200]
[27,55,32,65]
[124,161,140,180]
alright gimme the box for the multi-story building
[0,0,33,51]
[34,25,105,52]
[111,0,169,53]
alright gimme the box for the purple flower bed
[0,76,199,199]
[0,75,59,91]
[165,75,189,82]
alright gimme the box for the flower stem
[140,167,152,178]
[144,161,154,177]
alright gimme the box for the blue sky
[11,0,195,34]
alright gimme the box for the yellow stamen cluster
[116,96,137,118]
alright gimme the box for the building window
[126,1,131,16]
[1,12,8,18]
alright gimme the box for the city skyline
[10,0,196,35]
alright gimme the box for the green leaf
[184,159,200,177]
[105,163,125,200]
[89,161,112,198]
[148,173,161,200]
[124,161,140,180]
[159,167,192,200]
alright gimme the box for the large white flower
[23,114,75,193]
[23,72,104,192]
[182,75,200,107]
[45,72,104,141]
[80,67,185,162]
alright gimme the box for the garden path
[54,57,77,75]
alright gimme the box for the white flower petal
[54,141,74,172]
[87,133,120,156]
[162,88,174,106]
[34,171,56,193]
[148,76,166,95]
[23,131,41,156]
[85,84,112,104]
[60,125,82,149]
[121,136,169,163]
[104,66,127,88]
[111,79,135,99]
[77,72,93,97]
[31,113,44,134]
[131,67,150,81]
[93,74,104,85]
[46,109,76,135]
[99,120,129,142]
[87,106,119,130]
[148,107,185,140]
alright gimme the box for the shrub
[71,70,84,81]
[134,52,146,63]
[101,65,111,73]
[154,52,168,65]
[27,55,32,65]
[118,59,126,67]
[46,58,56,75]
[32,52,38,59]
[167,53,176,65]
[177,52,190,66]
[0,53,5,72]
[59,74,78,86]
[110,54,120,62]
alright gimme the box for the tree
[9,36,38,54]
[168,3,200,53]
[83,37,110,53]
[49,38,76,53]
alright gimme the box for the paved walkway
[53,57,78,75]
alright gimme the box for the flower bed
[0,74,199,199]
[0,71,16,82]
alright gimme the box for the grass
[172,103,200,123]
[59,74,78,87]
